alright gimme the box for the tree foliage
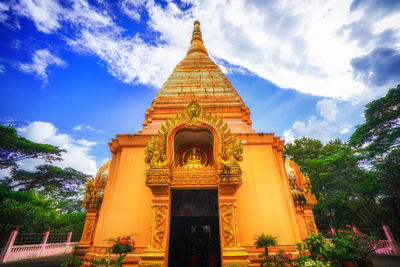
[2,164,88,201]
[0,125,88,241]
[0,125,65,169]
[0,185,86,243]
[284,138,382,229]
[349,84,400,159]
[374,148,400,230]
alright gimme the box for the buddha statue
[185,148,203,167]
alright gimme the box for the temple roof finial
[187,20,208,56]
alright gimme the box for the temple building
[76,21,318,266]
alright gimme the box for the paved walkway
[0,254,399,266]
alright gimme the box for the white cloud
[291,116,338,143]
[77,139,98,147]
[73,124,95,131]
[9,0,400,100]
[0,2,9,23]
[19,49,66,83]
[340,123,352,134]
[13,0,62,33]
[120,0,144,22]
[283,129,296,144]
[317,99,338,121]
[17,121,98,175]
[0,64,5,74]
[283,100,355,143]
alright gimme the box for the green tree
[283,138,381,229]
[0,185,86,243]
[374,148,400,235]
[0,125,65,169]
[349,84,400,160]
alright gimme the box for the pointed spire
[187,20,208,56]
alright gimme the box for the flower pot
[357,259,373,267]
[341,262,354,267]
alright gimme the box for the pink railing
[0,227,80,263]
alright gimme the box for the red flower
[318,255,322,259]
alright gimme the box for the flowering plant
[353,231,386,260]
[261,250,293,267]
[106,235,136,255]
[255,233,278,256]
[329,225,359,262]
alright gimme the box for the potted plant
[255,233,278,257]
[330,225,359,267]
[354,231,385,267]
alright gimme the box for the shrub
[329,225,359,262]
[61,255,82,267]
[304,233,333,262]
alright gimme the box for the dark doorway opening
[168,189,221,267]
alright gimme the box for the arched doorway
[168,189,221,267]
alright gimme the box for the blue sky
[1,0,399,175]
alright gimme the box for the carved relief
[145,137,167,168]
[152,205,168,250]
[305,215,318,234]
[218,164,242,183]
[186,100,202,127]
[144,101,242,170]
[221,136,243,165]
[284,158,314,206]
[80,218,95,245]
[146,168,171,185]
[83,178,103,209]
[220,204,235,248]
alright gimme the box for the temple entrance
[168,189,221,267]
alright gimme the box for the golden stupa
[76,20,318,266]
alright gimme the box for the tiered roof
[141,21,254,134]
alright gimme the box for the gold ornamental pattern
[220,204,236,248]
[144,101,243,168]
[152,205,168,250]
[80,218,95,245]
[305,215,318,234]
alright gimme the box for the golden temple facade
[76,21,318,267]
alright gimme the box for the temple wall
[93,146,153,249]
[235,143,302,247]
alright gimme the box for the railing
[0,227,81,263]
